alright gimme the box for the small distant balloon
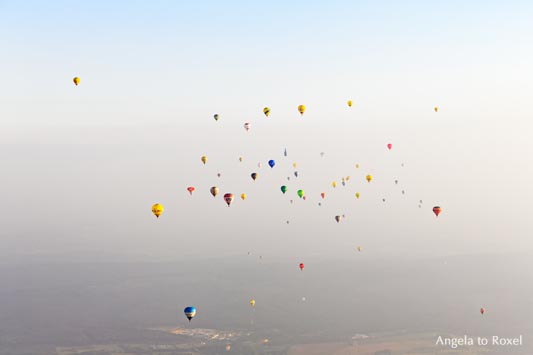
[224,193,234,207]
[268,159,275,168]
[214,114,219,121]
[73,77,80,86]
[335,215,341,223]
[299,263,304,271]
[297,190,304,198]
[298,105,306,115]
[387,143,392,150]
[433,206,442,217]
[240,193,247,200]
[201,156,208,164]
[263,107,270,117]
[187,186,195,195]
[434,107,439,112]
[210,186,219,197]
[151,203,164,218]
[366,175,373,183]
[184,306,196,322]
[251,173,258,181]
[347,100,353,107]
[355,192,360,199]
[244,122,251,131]
[281,185,287,194]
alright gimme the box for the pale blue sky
[0,1,532,261]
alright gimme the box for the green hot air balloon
[281,185,287,194]
[297,189,304,198]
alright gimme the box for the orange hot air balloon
[299,263,304,271]
[320,192,325,199]
[387,143,392,150]
[433,206,442,217]
[224,193,234,207]
[187,186,195,195]
[480,308,486,315]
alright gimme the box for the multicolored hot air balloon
[184,306,196,322]
[224,193,234,207]
[298,105,306,115]
[268,159,275,168]
[433,206,442,217]
[187,186,195,195]
[251,173,258,181]
[151,203,164,218]
[299,263,304,271]
[281,185,287,194]
[73,77,80,86]
[210,186,219,197]
[201,155,208,164]
[263,107,270,117]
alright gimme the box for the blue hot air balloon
[184,306,196,322]
[268,159,276,168]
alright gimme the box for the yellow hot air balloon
[201,156,208,164]
[250,298,256,307]
[332,181,337,188]
[298,105,306,115]
[292,162,297,168]
[357,246,362,252]
[366,175,373,183]
[355,164,360,169]
[73,77,80,86]
[241,193,247,200]
[151,203,164,218]
[355,192,360,199]
[263,107,270,117]
[347,100,353,107]
[434,106,439,112]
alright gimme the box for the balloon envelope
[299,263,304,270]
[298,105,306,115]
[73,77,80,86]
[433,206,442,217]
[297,190,304,198]
[224,193,234,206]
[210,186,219,197]
[281,185,287,194]
[151,203,164,218]
[268,159,275,168]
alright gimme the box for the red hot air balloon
[299,263,304,271]
[387,143,392,150]
[224,193,234,207]
[480,308,485,315]
[187,186,195,195]
[321,192,325,199]
[433,206,442,217]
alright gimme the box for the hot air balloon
[281,185,287,194]
[258,162,262,168]
[480,308,485,315]
[321,192,325,199]
[298,105,306,115]
[303,196,307,200]
[151,203,164,218]
[433,206,442,217]
[335,215,341,223]
[355,164,360,168]
[357,246,362,252]
[217,172,221,178]
[434,107,439,112]
[387,143,392,150]
[347,100,353,107]
[284,148,287,156]
[214,114,219,121]
[187,186,195,195]
[294,171,299,178]
[366,175,373,183]
[239,156,243,162]
[226,344,231,352]
[320,152,325,158]
[201,156,208,164]
[250,299,256,308]
[299,263,304,271]
[268,159,275,168]
[241,193,247,200]
[224,193,234,207]
[251,172,258,181]
[210,186,219,197]
[395,179,398,185]
[293,162,297,168]
[244,122,251,131]
[355,192,360,199]
[184,306,196,322]
[297,190,304,198]
[73,77,80,86]
[332,181,337,188]
[263,107,270,117]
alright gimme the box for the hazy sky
[1,1,532,262]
